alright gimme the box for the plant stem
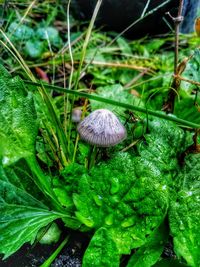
[163,0,184,113]
[40,236,69,267]
[88,146,98,170]
[174,74,200,87]
[174,0,184,75]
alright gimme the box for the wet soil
[0,232,89,267]
[0,230,178,267]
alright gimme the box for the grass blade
[24,80,200,129]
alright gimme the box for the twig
[174,74,200,87]
[163,0,184,113]
[84,60,154,74]
[173,0,184,74]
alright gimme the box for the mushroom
[77,109,127,147]
[72,108,82,123]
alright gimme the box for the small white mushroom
[77,109,127,147]
[72,108,82,123]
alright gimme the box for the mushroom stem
[88,146,99,170]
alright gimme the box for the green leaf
[126,222,169,267]
[53,163,85,229]
[90,84,143,114]
[38,222,61,245]
[1,159,44,201]
[8,22,34,41]
[73,152,169,254]
[82,228,120,267]
[169,154,200,267]
[36,26,62,48]
[174,97,200,125]
[183,49,200,84]
[153,259,188,267]
[25,39,45,58]
[0,164,62,259]
[73,119,190,255]
[0,65,38,166]
[116,37,132,54]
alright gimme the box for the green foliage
[126,222,168,267]
[174,49,200,124]
[7,21,63,58]
[90,84,143,114]
[36,26,62,48]
[0,65,38,166]
[174,98,200,125]
[0,164,62,259]
[169,154,200,267]
[53,163,85,229]
[73,119,190,256]
[184,49,200,84]
[25,39,44,59]
[53,163,85,211]
[1,3,200,265]
[38,222,61,245]
[153,259,188,267]
[0,67,77,259]
[8,22,34,41]
[82,228,120,267]
[74,152,169,254]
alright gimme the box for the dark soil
[0,232,89,267]
[0,229,177,267]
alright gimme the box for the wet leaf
[0,65,38,166]
[169,154,200,267]
[82,228,120,267]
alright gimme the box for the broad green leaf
[0,164,62,259]
[90,84,143,114]
[126,222,168,267]
[73,151,169,254]
[0,65,60,205]
[73,119,190,254]
[82,228,120,267]
[0,159,44,201]
[169,154,200,267]
[0,65,38,166]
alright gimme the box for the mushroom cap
[72,108,82,123]
[77,109,127,147]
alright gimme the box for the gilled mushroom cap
[77,109,127,147]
